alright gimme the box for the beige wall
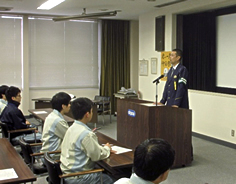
[130,20,139,92]
[138,0,236,144]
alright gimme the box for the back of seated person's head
[5,86,21,102]
[71,97,93,120]
[133,138,175,183]
[51,92,71,112]
[0,85,9,99]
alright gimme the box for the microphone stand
[153,74,164,106]
[155,79,160,106]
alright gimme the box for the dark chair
[44,152,104,184]
[18,137,47,175]
[0,121,39,146]
[94,95,111,125]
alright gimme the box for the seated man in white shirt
[115,138,175,184]
[60,97,114,184]
[0,85,8,117]
[40,92,71,160]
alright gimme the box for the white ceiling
[0,0,235,20]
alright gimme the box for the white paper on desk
[0,168,18,181]
[140,103,157,107]
[112,146,132,154]
[33,111,47,114]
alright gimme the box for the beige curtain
[100,20,130,113]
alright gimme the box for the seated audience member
[40,92,71,159]
[0,86,41,141]
[60,97,114,184]
[114,138,175,184]
[0,85,9,117]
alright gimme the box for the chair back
[0,121,20,146]
[94,95,103,101]
[102,96,110,107]
[44,152,62,184]
[94,96,110,111]
[18,137,47,174]
[0,121,8,138]
[18,137,34,164]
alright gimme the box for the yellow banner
[161,51,171,81]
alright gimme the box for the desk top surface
[96,132,133,169]
[29,108,74,123]
[32,98,104,104]
[32,97,51,102]
[0,138,36,184]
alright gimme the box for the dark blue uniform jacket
[1,101,30,138]
[160,63,189,109]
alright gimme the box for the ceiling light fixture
[155,0,187,8]
[37,0,65,10]
[0,7,13,11]
[53,8,118,22]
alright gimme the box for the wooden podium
[117,98,192,168]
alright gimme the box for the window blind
[29,18,99,89]
[0,17,22,87]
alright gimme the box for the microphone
[153,74,164,83]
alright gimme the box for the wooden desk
[32,98,98,125]
[28,108,74,126]
[28,109,133,176]
[0,138,36,184]
[96,132,133,169]
[96,132,133,179]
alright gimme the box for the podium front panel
[117,98,192,167]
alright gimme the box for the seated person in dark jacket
[1,86,41,141]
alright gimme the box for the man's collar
[130,173,153,184]
[0,99,7,105]
[53,109,64,119]
[9,100,20,107]
[172,62,180,70]
[74,120,91,131]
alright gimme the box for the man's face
[2,94,7,101]
[63,103,71,113]
[170,51,180,66]
[12,92,21,103]
[88,108,93,122]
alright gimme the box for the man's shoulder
[0,102,6,110]
[176,64,188,75]
[114,178,132,184]
[177,63,186,69]
[45,111,65,122]
[4,104,20,114]
[67,122,89,134]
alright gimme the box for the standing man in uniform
[159,49,189,109]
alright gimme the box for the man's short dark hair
[51,92,71,112]
[0,85,9,99]
[172,48,183,60]
[5,86,21,102]
[71,98,93,120]
[133,138,175,181]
